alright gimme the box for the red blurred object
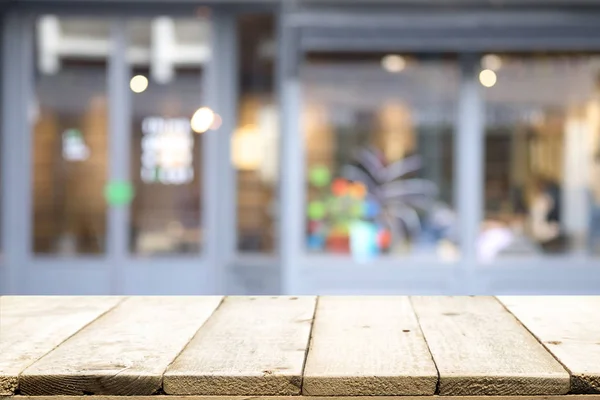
[327,235,350,253]
[331,178,348,197]
[378,229,392,249]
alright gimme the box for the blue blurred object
[363,198,381,219]
[349,220,379,263]
[307,234,325,250]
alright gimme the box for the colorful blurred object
[341,147,440,246]
[104,181,134,206]
[309,165,331,188]
[377,229,392,250]
[327,234,350,253]
[349,220,379,262]
[307,234,325,250]
[307,201,326,221]
[348,182,367,199]
[331,178,348,197]
[364,199,380,219]
[305,151,452,256]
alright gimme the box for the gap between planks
[4,396,600,400]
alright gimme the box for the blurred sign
[141,117,194,185]
[62,129,90,162]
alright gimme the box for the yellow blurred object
[481,54,502,71]
[381,54,406,73]
[130,75,148,94]
[191,107,215,134]
[349,182,367,199]
[232,125,262,171]
[479,69,497,88]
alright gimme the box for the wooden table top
[1,296,599,398]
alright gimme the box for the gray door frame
[278,3,600,295]
[0,4,241,295]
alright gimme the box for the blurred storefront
[1,0,600,295]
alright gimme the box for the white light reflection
[482,54,502,71]
[130,75,149,93]
[479,69,497,88]
[191,107,215,134]
[381,55,406,73]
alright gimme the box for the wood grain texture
[302,297,437,396]
[7,396,600,400]
[410,296,571,396]
[499,296,600,394]
[163,296,317,395]
[0,296,123,396]
[19,296,222,396]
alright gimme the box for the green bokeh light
[104,181,134,206]
[307,201,327,220]
[309,166,331,188]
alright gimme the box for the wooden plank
[163,296,317,395]
[0,296,123,396]
[19,296,222,396]
[25,397,600,400]
[499,296,600,394]
[410,296,570,396]
[302,296,438,396]
[7,396,600,400]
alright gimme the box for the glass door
[118,14,220,294]
[5,7,228,295]
[24,14,116,294]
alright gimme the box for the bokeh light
[381,54,406,73]
[210,114,223,130]
[309,166,331,188]
[308,201,327,220]
[191,107,215,134]
[130,75,149,94]
[332,178,349,196]
[479,69,497,88]
[482,54,502,71]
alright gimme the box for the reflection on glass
[235,15,277,253]
[127,17,211,256]
[32,17,109,254]
[481,54,600,261]
[302,54,459,260]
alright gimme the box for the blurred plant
[306,146,456,254]
[307,165,391,253]
[340,147,449,250]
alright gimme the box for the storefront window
[302,54,459,261]
[481,54,600,261]
[32,17,110,254]
[235,14,277,253]
[127,17,210,256]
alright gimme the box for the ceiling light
[381,55,406,73]
[130,75,149,94]
[479,69,497,88]
[482,54,502,71]
[191,107,215,134]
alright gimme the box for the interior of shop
[481,54,600,260]
[30,14,278,257]
[24,13,600,264]
[300,52,600,262]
